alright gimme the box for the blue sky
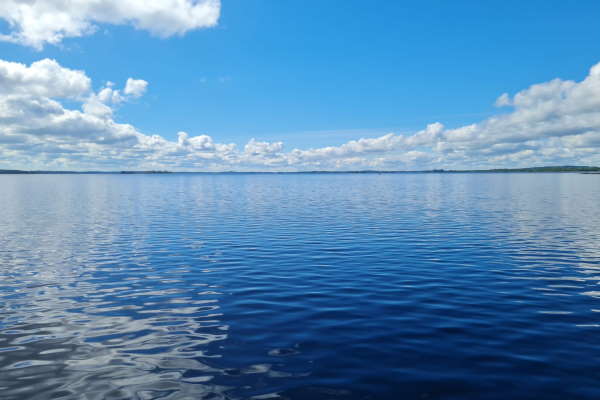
[0,1,600,171]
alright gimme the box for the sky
[0,0,599,171]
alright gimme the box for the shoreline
[1,166,600,175]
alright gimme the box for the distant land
[1,166,600,174]
[0,170,172,174]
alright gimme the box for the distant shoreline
[1,166,599,175]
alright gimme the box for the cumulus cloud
[244,138,284,156]
[1,58,600,171]
[124,78,148,98]
[0,59,90,98]
[0,0,221,49]
[495,93,511,107]
[80,77,148,119]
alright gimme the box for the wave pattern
[1,173,600,399]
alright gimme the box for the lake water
[1,173,600,399]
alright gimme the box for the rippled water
[1,173,600,399]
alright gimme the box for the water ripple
[0,173,600,399]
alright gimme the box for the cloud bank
[0,0,221,49]
[1,58,600,171]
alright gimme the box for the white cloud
[495,93,511,107]
[0,59,90,98]
[0,0,221,49]
[81,77,147,118]
[124,78,148,98]
[1,58,600,171]
[244,138,284,156]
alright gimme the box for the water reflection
[0,256,229,399]
[1,173,600,399]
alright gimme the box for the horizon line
[1,166,600,175]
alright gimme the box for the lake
[1,173,600,399]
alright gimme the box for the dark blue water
[1,173,600,399]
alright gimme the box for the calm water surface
[1,173,600,399]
